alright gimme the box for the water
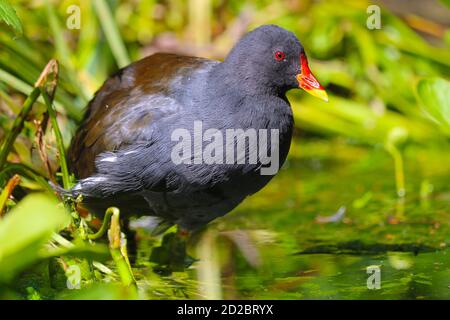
[130,140,450,300]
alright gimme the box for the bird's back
[69,53,214,178]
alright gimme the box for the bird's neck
[202,63,293,133]
[209,61,287,97]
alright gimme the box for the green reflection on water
[132,140,449,300]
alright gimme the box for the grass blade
[93,0,130,68]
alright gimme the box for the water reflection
[132,141,450,300]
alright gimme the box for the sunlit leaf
[0,0,23,36]
[416,78,450,129]
[0,193,70,283]
[41,243,110,262]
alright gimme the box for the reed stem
[107,207,137,288]
[0,88,40,171]
[40,90,71,189]
[87,208,114,240]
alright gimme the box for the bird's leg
[150,226,196,275]
[121,216,137,263]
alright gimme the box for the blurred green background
[0,0,449,300]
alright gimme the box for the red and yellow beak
[296,53,328,102]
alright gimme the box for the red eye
[274,51,285,61]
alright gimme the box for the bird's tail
[48,181,78,198]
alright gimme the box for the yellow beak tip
[306,88,329,102]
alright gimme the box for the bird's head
[224,24,328,101]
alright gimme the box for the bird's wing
[68,53,211,178]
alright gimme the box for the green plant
[416,78,450,133]
[0,0,23,36]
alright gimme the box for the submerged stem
[385,127,408,198]
[390,147,405,198]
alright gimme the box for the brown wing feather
[68,53,206,178]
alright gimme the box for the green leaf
[0,0,23,36]
[416,78,450,129]
[0,193,70,283]
[42,243,110,262]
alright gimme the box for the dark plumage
[67,25,327,231]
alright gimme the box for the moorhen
[66,25,327,232]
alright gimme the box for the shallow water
[131,140,450,300]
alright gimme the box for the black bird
[67,25,327,232]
